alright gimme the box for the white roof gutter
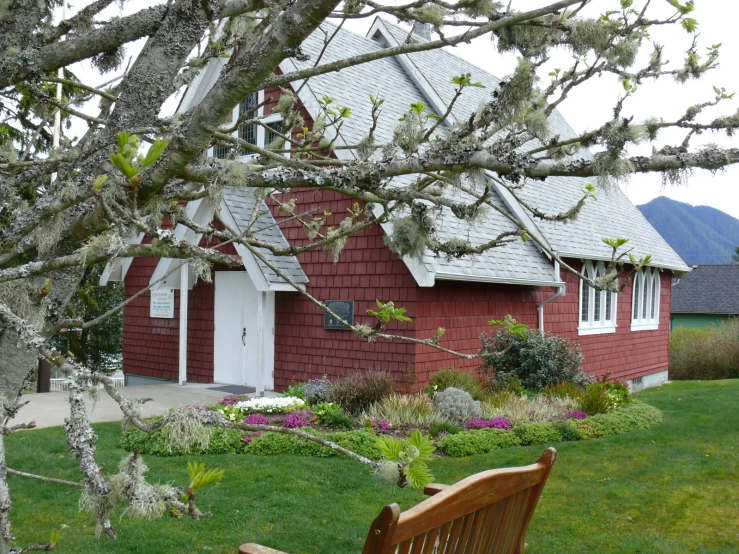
[538,251,566,335]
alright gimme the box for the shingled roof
[181,17,689,287]
[672,265,739,314]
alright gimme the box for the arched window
[579,260,618,335]
[631,267,660,330]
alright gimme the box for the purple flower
[529,410,537,416]
[465,417,512,431]
[243,432,262,445]
[220,394,250,406]
[566,410,588,420]
[371,418,392,434]
[244,413,269,425]
[283,410,313,429]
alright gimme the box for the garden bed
[120,371,663,460]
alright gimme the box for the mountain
[637,197,739,265]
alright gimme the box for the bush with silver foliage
[434,386,481,423]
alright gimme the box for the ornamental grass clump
[481,394,576,425]
[363,393,444,427]
[434,387,481,424]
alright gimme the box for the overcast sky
[61,1,739,218]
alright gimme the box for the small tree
[50,265,123,372]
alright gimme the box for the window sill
[631,322,659,332]
[577,325,617,336]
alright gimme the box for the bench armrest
[423,483,449,496]
[239,543,290,554]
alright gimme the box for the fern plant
[376,430,435,489]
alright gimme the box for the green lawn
[6,380,739,553]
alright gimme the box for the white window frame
[631,267,660,331]
[208,90,286,159]
[578,260,618,336]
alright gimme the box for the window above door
[210,91,284,159]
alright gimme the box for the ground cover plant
[5,380,737,553]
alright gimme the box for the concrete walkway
[15,383,278,429]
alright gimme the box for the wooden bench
[239,447,556,554]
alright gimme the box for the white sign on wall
[150,289,175,318]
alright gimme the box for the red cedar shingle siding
[271,189,420,391]
[122,74,672,389]
[411,262,670,385]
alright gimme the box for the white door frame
[213,271,275,393]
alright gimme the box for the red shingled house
[103,19,689,394]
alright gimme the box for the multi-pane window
[265,121,282,146]
[632,268,660,329]
[212,144,232,159]
[209,91,286,158]
[579,260,617,335]
[239,93,258,145]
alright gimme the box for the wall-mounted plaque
[150,289,175,318]
[325,300,354,330]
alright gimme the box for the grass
[6,380,739,553]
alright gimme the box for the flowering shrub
[566,410,588,420]
[219,394,250,406]
[465,417,512,431]
[233,396,306,414]
[304,376,333,405]
[283,410,313,428]
[243,413,269,425]
[481,329,587,391]
[371,418,392,434]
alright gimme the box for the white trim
[99,232,145,284]
[577,326,617,336]
[369,18,451,120]
[631,268,660,330]
[435,271,561,288]
[557,251,689,273]
[578,260,618,336]
[178,263,188,386]
[630,322,659,332]
[256,290,265,395]
[370,203,435,286]
[489,180,552,259]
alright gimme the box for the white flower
[234,396,306,414]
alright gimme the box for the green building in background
[671,265,739,330]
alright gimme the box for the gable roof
[368,19,689,273]
[180,17,689,288]
[672,265,739,314]
[221,188,308,287]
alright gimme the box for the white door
[214,271,259,385]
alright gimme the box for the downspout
[538,252,565,335]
